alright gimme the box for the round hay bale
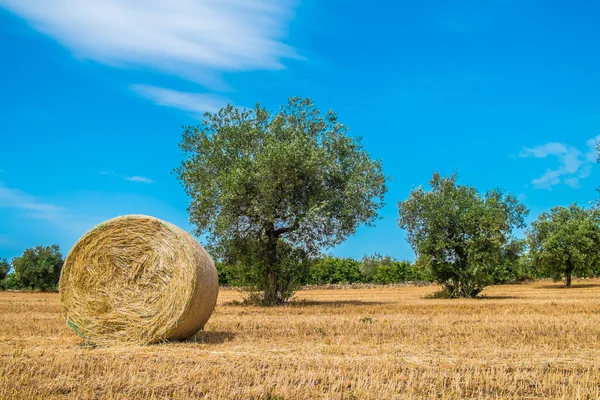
[60,215,218,345]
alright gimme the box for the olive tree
[176,97,387,305]
[12,245,63,291]
[398,173,528,298]
[528,204,600,287]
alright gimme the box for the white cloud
[125,176,155,184]
[0,184,64,217]
[102,172,155,184]
[0,182,97,236]
[0,0,298,85]
[520,136,600,189]
[131,85,227,118]
[585,135,600,163]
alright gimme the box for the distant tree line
[3,237,599,293]
[216,248,600,289]
[0,245,63,291]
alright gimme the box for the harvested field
[1,280,600,399]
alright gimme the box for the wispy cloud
[0,181,111,256]
[131,85,227,118]
[519,135,600,189]
[0,0,298,85]
[0,182,97,236]
[102,171,155,184]
[125,176,155,184]
[0,184,64,218]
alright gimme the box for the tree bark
[264,269,279,305]
[262,224,281,305]
[565,263,573,288]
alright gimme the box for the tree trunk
[263,269,279,305]
[262,226,281,305]
[565,261,574,288]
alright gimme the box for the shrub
[307,257,362,284]
[0,273,21,290]
[215,262,241,286]
[361,254,430,284]
[372,260,431,284]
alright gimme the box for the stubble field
[1,280,600,399]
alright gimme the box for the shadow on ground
[288,300,385,307]
[221,299,385,307]
[536,283,600,289]
[188,331,235,344]
[423,295,521,300]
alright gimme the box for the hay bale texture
[60,215,218,345]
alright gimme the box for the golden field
[1,280,600,399]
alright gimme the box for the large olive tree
[528,204,600,287]
[398,173,528,298]
[176,97,387,305]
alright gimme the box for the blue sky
[1,0,599,261]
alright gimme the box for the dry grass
[2,280,600,399]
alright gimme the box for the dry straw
[60,215,218,345]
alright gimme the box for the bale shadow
[423,290,521,300]
[288,300,385,307]
[536,283,600,290]
[187,331,235,344]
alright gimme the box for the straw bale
[59,215,218,345]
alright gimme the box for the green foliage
[221,255,428,287]
[398,173,528,298]
[12,245,63,291]
[0,258,9,281]
[215,262,240,286]
[361,254,431,284]
[491,240,536,283]
[176,97,387,305]
[528,204,600,287]
[233,241,312,305]
[358,254,383,281]
[0,273,20,290]
[307,257,362,284]
[371,259,427,284]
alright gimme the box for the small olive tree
[528,204,600,287]
[398,173,528,298]
[12,245,63,291]
[176,97,387,305]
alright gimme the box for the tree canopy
[12,245,63,291]
[528,204,600,287]
[397,173,528,298]
[176,97,387,304]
